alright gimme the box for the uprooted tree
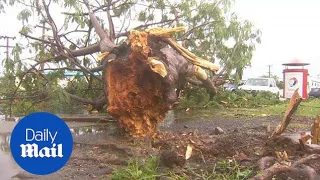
[0,0,261,136]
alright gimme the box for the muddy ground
[10,112,320,180]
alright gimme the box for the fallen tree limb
[250,164,291,180]
[66,92,107,111]
[292,154,320,167]
[251,154,320,180]
[257,156,277,170]
[269,89,302,138]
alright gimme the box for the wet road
[0,132,19,180]
[0,116,105,180]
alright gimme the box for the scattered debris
[220,101,228,104]
[275,151,289,161]
[213,127,224,135]
[233,152,248,160]
[185,144,193,160]
[299,133,313,145]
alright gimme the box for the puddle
[160,109,220,127]
[0,113,118,179]
[70,125,114,136]
[0,132,21,180]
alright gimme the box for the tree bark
[269,89,302,138]
[311,116,320,144]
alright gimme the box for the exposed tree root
[257,156,277,170]
[105,28,220,137]
[106,60,169,137]
[251,154,320,180]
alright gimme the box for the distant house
[44,71,101,88]
[308,75,320,92]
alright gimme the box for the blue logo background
[10,112,73,175]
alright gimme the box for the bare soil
[14,114,320,180]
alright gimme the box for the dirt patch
[12,116,320,179]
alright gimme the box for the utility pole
[267,65,272,77]
[0,35,16,60]
[0,35,16,118]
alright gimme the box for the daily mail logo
[20,129,63,158]
[10,112,73,175]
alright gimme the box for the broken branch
[269,89,302,138]
[311,116,320,144]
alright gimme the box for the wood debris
[185,144,193,160]
[299,133,313,145]
[275,151,289,161]
[269,89,302,138]
[311,115,320,145]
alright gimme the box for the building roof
[282,58,310,66]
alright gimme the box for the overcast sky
[1,0,320,80]
[233,0,320,80]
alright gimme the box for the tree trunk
[105,35,218,137]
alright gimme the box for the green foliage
[19,25,33,34]
[179,88,281,109]
[111,156,160,180]
[64,75,103,99]
[17,9,32,24]
[0,0,261,115]
[133,0,261,82]
[45,85,72,114]
[212,159,254,180]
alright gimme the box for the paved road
[0,120,98,180]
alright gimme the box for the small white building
[308,75,320,92]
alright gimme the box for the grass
[224,98,320,118]
[170,158,253,180]
[111,156,160,180]
[111,156,254,180]
[179,89,320,118]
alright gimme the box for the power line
[0,35,16,118]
